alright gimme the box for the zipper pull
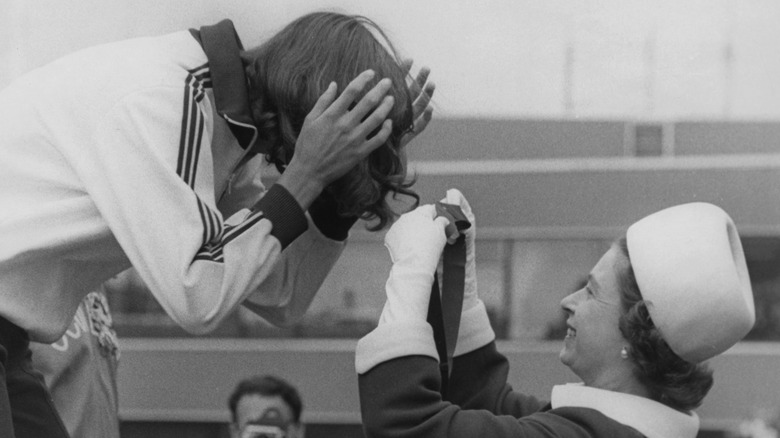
[226,172,236,195]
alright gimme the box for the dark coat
[359,341,692,438]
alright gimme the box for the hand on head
[400,59,435,148]
[245,13,437,228]
[278,70,395,208]
[277,63,436,222]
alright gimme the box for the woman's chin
[559,337,576,366]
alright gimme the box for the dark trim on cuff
[308,193,358,241]
[253,185,308,249]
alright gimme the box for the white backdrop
[2,0,779,120]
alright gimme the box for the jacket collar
[551,384,699,438]
[190,20,261,152]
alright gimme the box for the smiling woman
[356,197,756,438]
[559,248,635,394]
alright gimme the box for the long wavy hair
[242,12,418,230]
[615,237,714,412]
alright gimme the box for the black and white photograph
[1,1,779,437]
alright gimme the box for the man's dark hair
[228,375,303,424]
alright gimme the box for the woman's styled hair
[242,11,418,230]
[615,237,714,412]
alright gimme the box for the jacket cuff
[454,300,495,357]
[253,184,308,249]
[355,320,438,374]
[308,191,358,241]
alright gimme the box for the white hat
[626,202,755,363]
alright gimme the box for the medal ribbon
[426,202,470,398]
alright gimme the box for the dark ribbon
[426,202,471,398]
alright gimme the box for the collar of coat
[189,20,260,153]
[551,383,699,438]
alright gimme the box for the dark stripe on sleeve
[193,210,265,262]
[183,79,199,185]
[176,84,191,177]
[176,66,211,187]
[177,64,242,264]
[190,106,204,185]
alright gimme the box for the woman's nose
[560,288,583,311]
[560,293,573,311]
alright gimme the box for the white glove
[379,204,450,324]
[442,188,478,312]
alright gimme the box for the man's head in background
[228,375,304,438]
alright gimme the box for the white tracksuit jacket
[0,20,352,342]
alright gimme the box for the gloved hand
[379,204,450,324]
[441,188,478,312]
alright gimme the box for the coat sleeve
[358,348,600,438]
[357,302,587,438]
[70,85,309,334]
[240,210,347,326]
[219,159,356,327]
[447,343,547,415]
[444,303,546,415]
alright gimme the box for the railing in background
[107,118,780,436]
